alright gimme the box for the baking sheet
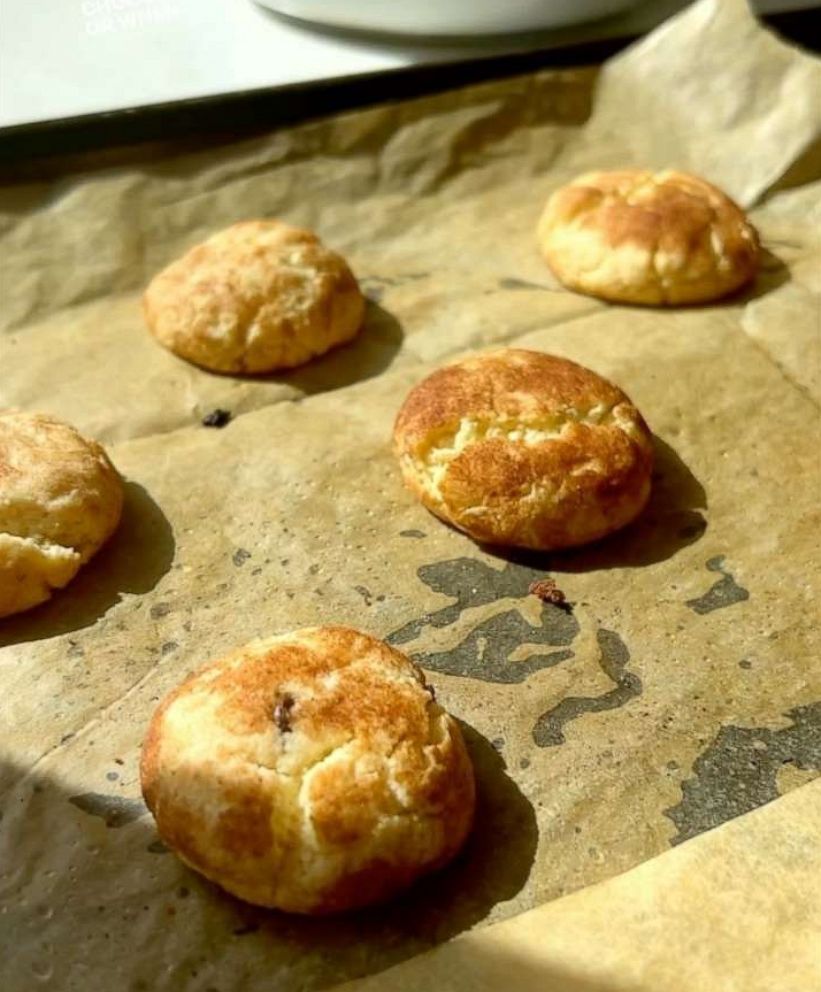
[1,1,820,990]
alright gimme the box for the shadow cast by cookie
[0,481,175,647]
[482,436,707,574]
[0,720,538,991]
[696,248,790,309]
[281,300,404,396]
[0,739,619,992]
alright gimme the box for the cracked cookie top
[538,169,759,305]
[140,626,475,914]
[393,349,653,551]
[143,220,365,374]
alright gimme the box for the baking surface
[339,779,821,991]
[1,1,820,990]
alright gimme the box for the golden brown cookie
[393,349,653,550]
[140,626,476,914]
[537,170,759,305]
[143,220,365,373]
[0,410,123,619]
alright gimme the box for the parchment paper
[338,778,821,992]
[1,1,820,990]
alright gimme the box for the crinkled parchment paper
[1,1,819,990]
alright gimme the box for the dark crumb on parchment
[529,578,572,612]
[201,408,232,428]
[354,585,373,606]
[274,693,296,733]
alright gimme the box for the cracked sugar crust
[393,349,654,550]
[0,410,123,618]
[538,170,759,305]
[140,626,475,914]
[143,220,365,374]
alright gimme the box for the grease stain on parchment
[532,629,642,747]
[389,558,571,645]
[686,556,749,614]
[387,557,643,741]
[408,608,576,683]
[387,558,578,683]
[664,702,821,844]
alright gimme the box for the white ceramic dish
[256,0,643,37]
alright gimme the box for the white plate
[256,0,643,37]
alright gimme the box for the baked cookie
[537,170,759,305]
[140,626,476,914]
[393,349,653,550]
[143,220,365,373]
[0,410,123,619]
